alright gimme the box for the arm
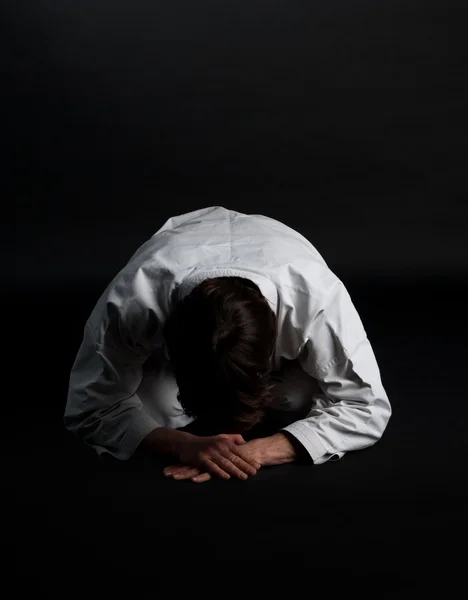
[64,297,163,460]
[280,280,392,465]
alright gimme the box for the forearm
[140,427,195,456]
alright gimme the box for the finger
[230,446,262,471]
[164,465,201,479]
[215,454,251,480]
[237,450,262,471]
[164,464,184,476]
[221,449,259,476]
[192,473,212,483]
[203,457,231,480]
[172,467,201,480]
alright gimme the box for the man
[64,206,391,483]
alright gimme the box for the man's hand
[170,433,262,481]
[165,436,266,483]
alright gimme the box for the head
[163,276,278,433]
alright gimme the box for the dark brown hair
[163,276,278,433]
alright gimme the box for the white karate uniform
[64,206,391,464]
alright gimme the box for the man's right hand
[176,434,262,480]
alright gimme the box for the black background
[8,1,467,596]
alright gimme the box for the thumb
[219,433,246,444]
[231,434,246,445]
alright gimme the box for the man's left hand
[164,436,265,483]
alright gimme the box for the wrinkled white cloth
[64,206,391,464]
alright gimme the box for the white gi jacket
[64,206,391,464]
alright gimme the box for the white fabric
[64,205,392,463]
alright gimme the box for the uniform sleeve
[281,281,392,464]
[64,298,162,460]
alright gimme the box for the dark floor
[11,275,467,597]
